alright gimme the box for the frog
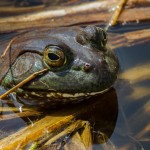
[0,26,119,107]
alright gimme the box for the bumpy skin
[0,26,119,107]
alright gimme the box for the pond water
[108,31,150,150]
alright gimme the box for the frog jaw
[15,87,110,106]
[19,87,110,98]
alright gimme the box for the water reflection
[110,41,150,150]
[76,88,118,143]
[0,88,118,148]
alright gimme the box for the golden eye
[43,46,66,67]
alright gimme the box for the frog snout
[72,62,93,72]
[83,63,93,72]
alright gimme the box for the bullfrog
[0,26,119,107]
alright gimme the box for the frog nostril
[83,63,93,72]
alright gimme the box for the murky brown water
[0,0,150,150]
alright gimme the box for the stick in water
[105,0,127,31]
[0,68,48,99]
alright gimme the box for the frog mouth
[20,87,110,99]
[48,88,110,98]
[16,88,111,106]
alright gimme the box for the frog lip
[23,87,110,99]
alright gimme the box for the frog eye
[43,46,66,67]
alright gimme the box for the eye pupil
[48,53,60,61]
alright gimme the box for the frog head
[0,26,119,106]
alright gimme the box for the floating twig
[81,121,92,150]
[0,106,33,113]
[0,113,75,149]
[0,1,116,23]
[0,111,42,121]
[105,0,128,31]
[44,120,86,146]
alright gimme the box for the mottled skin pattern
[0,26,119,107]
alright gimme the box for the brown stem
[105,0,128,31]
[44,120,86,146]
[0,111,42,121]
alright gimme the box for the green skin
[0,26,119,107]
